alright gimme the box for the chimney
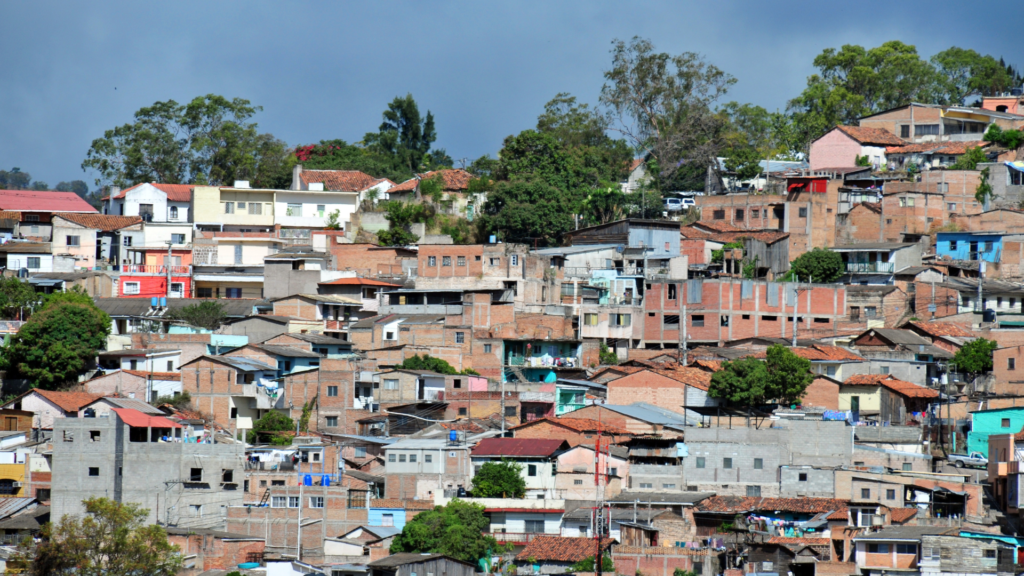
[107,186,120,215]
[292,164,303,191]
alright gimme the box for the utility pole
[166,240,174,299]
[791,278,799,347]
[682,303,688,365]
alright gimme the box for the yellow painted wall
[0,462,27,497]
[192,186,275,225]
[838,386,882,411]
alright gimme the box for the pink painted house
[809,125,906,171]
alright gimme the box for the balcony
[484,532,549,545]
[844,261,894,274]
[325,319,354,331]
[120,264,191,275]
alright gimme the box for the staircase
[258,489,270,507]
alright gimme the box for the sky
[1,0,1022,188]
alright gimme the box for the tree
[247,411,295,445]
[82,94,286,187]
[376,201,429,246]
[789,248,843,283]
[483,179,577,246]
[948,146,989,170]
[976,167,993,205]
[325,210,342,230]
[788,41,943,148]
[581,186,626,226]
[390,499,504,564]
[568,555,615,573]
[535,93,632,186]
[931,47,1016,104]
[165,301,226,331]
[953,337,997,379]
[984,125,1024,150]
[397,354,479,376]
[0,276,38,320]
[599,343,619,365]
[19,497,181,576]
[294,139,402,182]
[0,289,111,389]
[601,37,735,188]
[470,459,526,498]
[363,94,438,179]
[0,167,32,190]
[55,180,90,198]
[708,345,812,407]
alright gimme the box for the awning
[1005,161,1024,173]
[27,278,63,287]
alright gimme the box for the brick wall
[810,130,861,171]
[132,332,212,366]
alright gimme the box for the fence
[120,264,191,275]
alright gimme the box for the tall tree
[708,345,813,408]
[536,93,632,187]
[471,459,526,498]
[82,94,288,188]
[55,180,90,197]
[483,178,577,246]
[600,37,736,189]
[0,168,32,189]
[363,94,438,179]
[17,497,181,576]
[390,500,504,564]
[0,277,38,320]
[932,47,1017,104]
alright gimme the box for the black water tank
[983,308,997,323]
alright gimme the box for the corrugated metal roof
[112,407,181,429]
[601,402,697,427]
[0,498,37,520]
[251,345,322,358]
[90,397,164,415]
[471,438,567,457]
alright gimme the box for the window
[385,331,395,340]
[171,233,185,244]
[752,209,760,218]
[272,496,288,508]
[382,513,394,526]
[611,314,631,327]
[424,454,432,463]
[398,454,406,463]
[24,214,39,222]
[584,313,599,326]
[226,288,242,299]
[763,315,777,321]
[455,332,465,344]
[190,468,203,482]
[861,488,870,498]
[746,485,761,497]
[723,458,733,469]
[327,386,338,397]
[286,203,302,217]
[753,458,763,470]
[713,209,725,220]
[524,519,545,533]
[26,257,40,269]
[903,463,913,471]
[224,202,235,214]
[663,315,680,326]
[427,256,437,267]
[457,256,466,266]
[868,543,890,553]
[66,235,80,246]
[901,125,910,138]
[197,287,213,298]
[668,284,677,300]
[984,549,997,559]
[886,489,896,500]
[1003,418,1011,427]
[528,464,537,477]
[915,124,939,136]
[442,256,452,266]
[489,257,500,266]
[511,255,519,266]
[574,479,584,485]
[272,480,285,486]
[409,454,417,463]
[865,306,877,318]
[1010,358,1016,371]
[388,454,396,462]
[384,379,398,390]
[639,483,653,489]
[735,209,744,220]
[458,407,467,416]
[166,360,174,371]
[695,457,705,468]
[309,496,324,508]
[484,344,492,353]
[692,315,705,327]
[798,207,808,217]
[663,483,676,489]
[124,282,141,295]
[289,496,300,508]
[948,202,957,211]
[248,203,262,215]
[799,473,808,481]
[326,416,338,427]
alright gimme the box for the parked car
[948,452,988,468]
[663,197,696,212]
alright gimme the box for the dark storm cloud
[0,0,1020,185]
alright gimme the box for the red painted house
[118,264,192,298]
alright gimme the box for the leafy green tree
[976,167,993,205]
[247,411,295,445]
[535,93,632,186]
[708,345,813,407]
[765,344,814,405]
[19,497,181,576]
[948,146,989,171]
[599,343,619,365]
[154,391,192,410]
[82,94,289,188]
[953,337,997,379]
[31,181,49,190]
[581,187,626,226]
[363,94,438,179]
[720,102,801,162]
[789,248,843,283]
[483,179,577,246]
[55,180,90,197]
[984,125,1024,150]
[712,241,744,263]
[390,499,504,563]
[397,354,479,376]
[294,139,402,182]
[1,289,111,389]
[0,167,32,189]
[601,37,735,189]
[467,155,500,179]
[325,210,342,230]
[788,41,943,148]
[723,147,762,184]
[166,301,226,331]
[931,47,1017,104]
[470,459,526,498]
[376,201,430,246]
[0,276,39,320]
[568,555,615,573]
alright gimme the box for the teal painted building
[967,407,1024,457]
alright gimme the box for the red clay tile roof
[516,536,614,562]
[0,190,99,213]
[696,496,763,513]
[608,366,714,391]
[767,537,831,546]
[31,389,103,413]
[708,230,790,245]
[111,407,181,429]
[122,370,182,381]
[799,345,864,362]
[886,140,988,155]
[857,202,882,214]
[300,170,391,192]
[886,141,946,154]
[318,277,402,287]
[826,508,849,520]
[472,438,568,457]
[54,212,143,232]
[629,159,644,172]
[889,508,918,523]
[693,221,744,233]
[835,125,907,146]
[680,226,714,240]
[388,179,419,193]
[112,183,194,202]
[756,498,849,514]
[419,169,474,191]
[511,417,630,435]
[687,359,723,372]
[935,141,990,155]
[906,321,975,340]
[843,374,939,398]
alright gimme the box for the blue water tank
[160,297,167,307]
[150,297,158,307]
[304,474,312,486]
[449,430,457,443]
[322,475,331,487]
[489,235,496,244]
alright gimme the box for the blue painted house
[966,406,1024,458]
[936,232,1003,263]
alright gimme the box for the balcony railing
[484,532,549,544]
[120,264,192,275]
[844,262,894,274]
